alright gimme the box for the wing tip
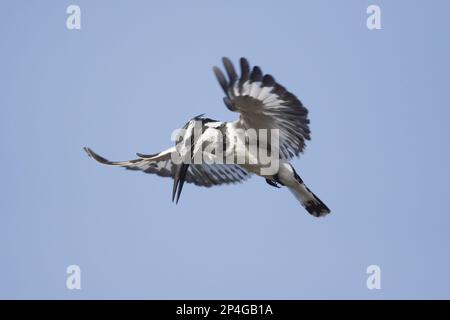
[212,65,221,74]
[83,147,112,165]
[83,146,97,160]
[239,57,249,64]
[221,56,231,64]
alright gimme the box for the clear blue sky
[1,0,450,299]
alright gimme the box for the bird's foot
[265,179,281,188]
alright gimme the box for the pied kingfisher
[84,57,330,217]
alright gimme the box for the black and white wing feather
[213,57,310,159]
[83,147,249,187]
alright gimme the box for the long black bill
[172,163,190,204]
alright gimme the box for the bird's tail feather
[288,174,330,217]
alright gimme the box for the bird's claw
[266,179,281,188]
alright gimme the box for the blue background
[1,0,450,299]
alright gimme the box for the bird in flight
[84,57,330,217]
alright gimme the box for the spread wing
[83,147,250,187]
[213,57,311,159]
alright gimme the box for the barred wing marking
[213,57,311,159]
[83,147,250,187]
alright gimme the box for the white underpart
[223,121,276,176]
[176,120,197,159]
[192,127,223,163]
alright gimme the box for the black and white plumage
[213,58,310,159]
[84,57,330,217]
